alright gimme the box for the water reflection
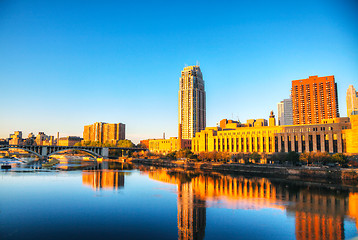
[143,167,358,240]
[82,170,130,191]
[81,161,133,191]
[177,181,206,240]
[1,157,357,240]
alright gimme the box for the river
[0,157,357,240]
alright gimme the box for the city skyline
[1,1,357,143]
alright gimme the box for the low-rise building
[192,113,358,154]
[9,131,23,145]
[0,139,9,145]
[149,137,192,154]
[58,136,82,146]
[35,132,55,146]
[139,139,150,149]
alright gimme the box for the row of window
[194,135,344,154]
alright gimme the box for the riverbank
[132,158,358,182]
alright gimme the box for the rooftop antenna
[236,115,241,124]
[196,60,200,67]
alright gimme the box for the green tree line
[74,140,135,148]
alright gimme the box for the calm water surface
[0,158,358,240]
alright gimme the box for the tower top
[270,110,275,118]
[269,111,276,126]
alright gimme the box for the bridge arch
[48,148,101,158]
[0,147,42,158]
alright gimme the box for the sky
[0,0,357,143]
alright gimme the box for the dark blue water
[0,159,357,240]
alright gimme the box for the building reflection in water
[177,182,206,240]
[82,170,125,191]
[146,167,358,240]
[148,170,206,240]
[82,161,132,191]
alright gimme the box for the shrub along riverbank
[132,149,357,168]
[132,158,358,182]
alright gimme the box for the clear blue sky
[0,0,357,143]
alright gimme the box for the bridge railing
[0,145,148,158]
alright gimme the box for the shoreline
[132,159,358,189]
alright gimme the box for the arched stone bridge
[0,145,147,158]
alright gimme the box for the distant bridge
[0,145,147,158]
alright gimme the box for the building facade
[277,98,293,126]
[192,115,358,154]
[178,65,206,139]
[83,122,125,144]
[35,132,54,146]
[291,75,339,125]
[347,85,358,118]
[58,136,82,146]
[139,139,150,149]
[148,137,192,154]
[9,131,22,145]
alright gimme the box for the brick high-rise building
[347,85,358,118]
[83,122,125,144]
[178,65,206,139]
[291,75,339,125]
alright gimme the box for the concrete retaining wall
[132,159,358,181]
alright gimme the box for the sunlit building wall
[347,85,358,118]
[179,65,206,139]
[58,136,82,146]
[35,132,55,146]
[83,122,125,143]
[192,116,358,154]
[9,131,22,145]
[343,115,358,153]
[148,137,191,154]
[291,75,339,125]
[277,98,293,125]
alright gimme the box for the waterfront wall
[132,159,358,181]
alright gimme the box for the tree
[314,152,331,164]
[250,152,261,163]
[332,153,348,166]
[136,143,147,149]
[242,153,250,164]
[198,152,207,161]
[270,152,287,164]
[287,151,299,164]
[116,140,135,148]
[218,152,230,162]
[299,152,319,165]
[166,151,177,160]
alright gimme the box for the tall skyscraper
[277,98,293,126]
[83,122,125,143]
[347,85,358,118]
[179,65,206,139]
[291,75,339,125]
